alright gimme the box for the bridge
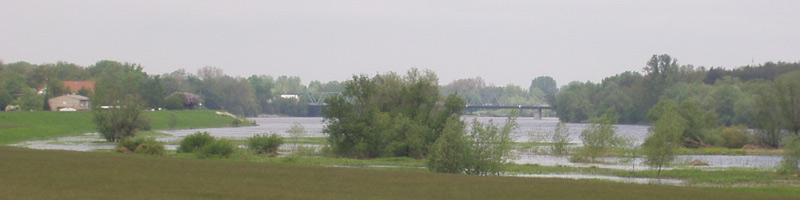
[458,93,553,119]
[297,92,553,119]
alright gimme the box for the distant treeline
[0,60,344,116]
[1,55,798,122]
[556,54,800,127]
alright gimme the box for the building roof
[52,94,90,101]
[63,81,95,93]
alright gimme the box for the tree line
[0,60,344,116]
[555,55,800,149]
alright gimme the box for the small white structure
[280,94,299,99]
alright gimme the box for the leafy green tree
[774,71,800,136]
[323,69,460,159]
[164,93,186,110]
[677,100,720,147]
[779,136,800,174]
[550,122,571,155]
[643,100,685,177]
[572,108,623,163]
[556,81,596,123]
[427,117,470,174]
[530,76,558,106]
[92,94,149,142]
[11,88,43,111]
[464,114,517,175]
[428,114,518,176]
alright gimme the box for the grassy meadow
[0,146,796,200]
[0,110,248,144]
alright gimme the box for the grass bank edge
[0,110,250,145]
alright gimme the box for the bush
[93,94,148,142]
[248,133,284,154]
[550,122,571,155]
[779,136,800,175]
[117,137,165,155]
[719,125,751,149]
[178,132,215,153]
[572,109,623,163]
[231,118,243,127]
[427,115,517,176]
[198,139,235,158]
[164,93,186,110]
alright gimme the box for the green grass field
[0,146,795,200]
[0,110,248,144]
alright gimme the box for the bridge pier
[534,108,542,120]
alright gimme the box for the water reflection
[512,174,685,185]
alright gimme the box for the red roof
[63,81,95,93]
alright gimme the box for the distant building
[48,95,91,111]
[63,81,95,94]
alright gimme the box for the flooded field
[10,117,783,173]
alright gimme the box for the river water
[11,117,783,170]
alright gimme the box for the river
[11,116,783,170]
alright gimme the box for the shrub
[248,133,284,154]
[231,118,243,127]
[719,125,751,149]
[427,117,470,174]
[198,139,235,158]
[779,136,800,175]
[164,93,186,110]
[93,94,148,142]
[572,109,623,163]
[178,132,215,153]
[428,114,517,176]
[117,137,165,155]
[550,122,571,155]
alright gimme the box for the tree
[11,88,43,111]
[530,76,558,106]
[774,71,800,136]
[428,114,518,175]
[287,122,307,151]
[427,117,470,174]
[164,93,186,110]
[323,69,460,159]
[643,100,685,177]
[92,94,149,142]
[573,108,622,163]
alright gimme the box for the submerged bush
[248,133,284,154]
[178,132,215,153]
[572,109,623,163]
[550,122,571,155]
[117,137,165,155]
[199,139,235,158]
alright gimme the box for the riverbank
[0,146,794,200]
[0,110,250,145]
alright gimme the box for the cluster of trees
[557,55,800,125]
[323,69,517,175]
[556,55,800,148]
[0,60,345,116]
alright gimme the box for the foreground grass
[0,110,249,145]
[0,146,795,200]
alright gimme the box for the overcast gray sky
[2,0,799,87]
